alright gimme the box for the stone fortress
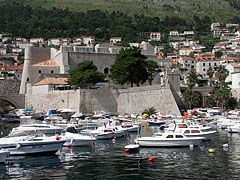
[20,42,183,116]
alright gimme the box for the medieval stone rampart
[25,85,181,116]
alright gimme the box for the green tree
[146,60,159,85]
[215,66,229,87]
[207,66,215,86]
[215,51,223,58]
[186,70,202,89]
[207,85,232,109]
[142,106,157,116]
[182,89,201,109]
[67,61,106,87]
[109,47,148,87]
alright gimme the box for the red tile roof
[34,77,68,86]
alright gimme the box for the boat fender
[67,144,71,148]
[56,137,60,140]
[125,148,129,152]
[223,144,229,148]
[208,148,215,153]
[148,157,156,161]
[16,143,21,149]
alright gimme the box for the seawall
[25,85,181,116]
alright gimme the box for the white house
[12,48,23,53]
[223,62,240,82]
[179,57,196,70]
[0,48,7,55]
[184,30,194,36]
[169,30,179,36]
[196,58,221,78]
[149,32,161,41]
[81,36,95,45]
[110,37,121,43]
[48,38,70,46]
[179,48,193,56]
[18,42,34,49]
[211,23,220,31]
[30,38,44,44]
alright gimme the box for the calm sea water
[1,124,240,180]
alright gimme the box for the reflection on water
[1,126,240,179]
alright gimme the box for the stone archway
[0,94,25,109]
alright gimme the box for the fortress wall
[118,85,181,116]
[25,85,180,116]
[25,89,80,112]
[68,52,116,73]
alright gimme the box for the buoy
[189,144,194,149]
[16,143,21,149]
[56,137,60,140]
[208,148,215,153]
[223,143,229,148]
[114,137,116,139]
[147,157,156,161]
[125,148,130,152]
[67,144,71,148]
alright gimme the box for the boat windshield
[9,130,41,137]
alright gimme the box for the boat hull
[0,140,65,155]
[0,150,9,164]
[137,137,204,147]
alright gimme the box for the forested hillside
[0,0,239,44]
[1,0,240,23]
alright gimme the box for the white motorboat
[121,124,139,132]
[227,124,240,133]
[136,131,205,147]
[81,127,115,140]
[0,150,9,164]
[9,123,64,136]
[0,131,66,155]
[162,121,216,140]
[61,127,96,146]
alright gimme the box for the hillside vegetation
[2,0,240,23]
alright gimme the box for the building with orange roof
[31,77,69,94]
[149,32,161,41]
[110,37,121,44]
[196,58,221,78]
[179,47,193,56]
[179,57,196,70]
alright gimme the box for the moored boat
[0,150,9,164]
[136,131,205,147]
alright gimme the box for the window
[184,130,190,133]
[178,124,187,128]
[203,63,205,66]
[214,63,217,66]
[203,68,205,71]
[38,70,41,73]
[209,63,211,66]
[191,130,200,133]
[27,78,29,82]
[192,61,194,63]
[238,82,240,86]
[104,67,109,74]
[51,70,54,73]
[166,135,173,138]
[191,65,194,69]
[176,135,183,138]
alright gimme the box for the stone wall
[0,79,20,94]
[25,85,181,116]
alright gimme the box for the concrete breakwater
[25,85,181,116]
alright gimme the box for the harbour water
[1,125,240,179]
